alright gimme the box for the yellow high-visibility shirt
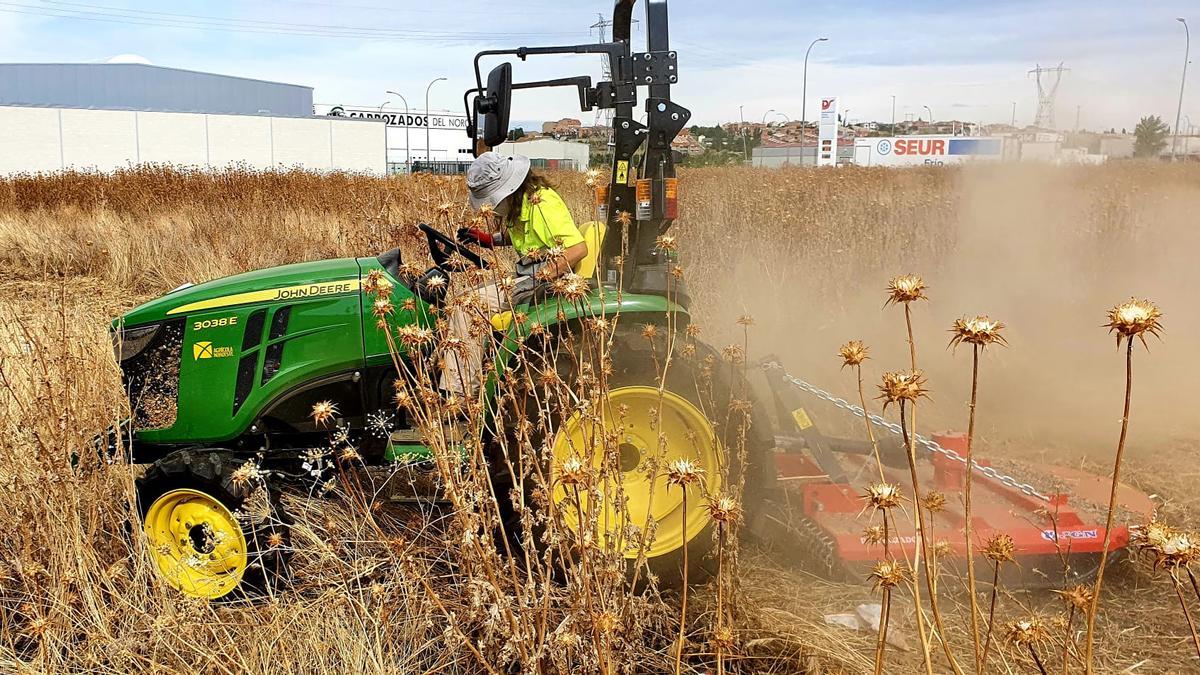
[506,187,583,256]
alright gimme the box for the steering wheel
[418,223,488,270]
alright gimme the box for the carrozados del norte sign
[324,105,469,131]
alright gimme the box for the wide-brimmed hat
[466,152,531,210]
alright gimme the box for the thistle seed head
[707,495,743,524]
[885,274,927,306]
[862,524,886,545]
[869,558,911,590]
[311,400,339,427]
[949,315,1008,350]
[666,458,705,487]
[983,533,1016,564]
[877,370,929,410]
[838,340,869,368]
[1054,584,1094,611]
[1004,616,1049,647]
[863,482,903,510]
[1105,298,1163,348]
[558,457,588,486]
[921,491,947,513]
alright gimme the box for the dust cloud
[686,164,1200,458]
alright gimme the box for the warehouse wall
[0,105,386,175]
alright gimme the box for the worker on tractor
[441,151,588,398]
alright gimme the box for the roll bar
[463,0,691,301]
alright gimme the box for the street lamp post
[800,37,828,127]
[1011,101,1017,128]
[378,100,390,112]
[386,90,412,173]
[762,108,776,126]
[891,95,896,132]
[739,105,748,163]
[775,112,791,123]
[923,105,933,124]
[1174,17,1190,159]
[425,77,448,168]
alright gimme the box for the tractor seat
[376,248,402,279]
[490,220,606,332]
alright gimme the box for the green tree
[507,127,526,141]
[1133,115,1170,158]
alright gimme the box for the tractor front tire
[137,450,291,600]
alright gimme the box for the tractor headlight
[112,323,160,363]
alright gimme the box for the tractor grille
[122,320,183,431]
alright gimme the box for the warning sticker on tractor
[791,408,814,430]
[615,160,629,185]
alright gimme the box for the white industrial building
[495,137,590,171]
[0,63,385,175]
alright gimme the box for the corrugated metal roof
[0,63,313,117]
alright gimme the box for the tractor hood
[118,258,364,327]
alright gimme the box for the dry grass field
[3,164,1200,673]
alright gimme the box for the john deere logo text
[273,281,355,301]
[193,341,234,360]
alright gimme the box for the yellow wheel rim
[551,386,722,559]
[143,488,248,599]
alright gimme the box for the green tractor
[111,0,771,600]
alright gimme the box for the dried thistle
[666,458,704,487]
[558,457,588,486]
[877,370,929,410]
[230,459,266,487]
[736,314,755,327]
[371,298,394,318]
[1105,298,1163,348]
[551,273,588,300]
[707,495,742,523]
[1153,531,1200,571]
[863,524,886,546]
[721,344,745,365]
[1004,616,1049,647]
[1055,584,1094,611]
[654,234,677,252]
[863,482,903,510]
[885,274,927,306]
[948,315,1007,350]
[311,400,338,427]
[983,533,1015,563]
[641,323,659,340]
[921,491,947,513]
[869,559,911,590]
[838,340,869,368]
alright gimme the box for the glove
[456,226,495,249]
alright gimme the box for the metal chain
[762,362,1050,502]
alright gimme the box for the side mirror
[475,63,512,149]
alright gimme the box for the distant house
[541,118,583,138]
[671,128,704,155]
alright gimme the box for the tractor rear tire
[498,320,772,590]
[136,450,291,600]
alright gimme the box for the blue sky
[0,0,1194,131]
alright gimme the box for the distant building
[495,137,590,171]
[671,128,704,156]
[0,62,312,116]
[541,118,583,138]
[0,62,383,175]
